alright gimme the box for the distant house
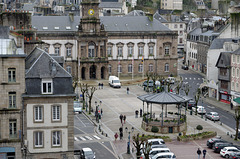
[22,47,75,158]
[231,48,240,105]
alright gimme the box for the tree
[132,133,144,159]
[175,77,183,94]
[150,72,158,93]
[72,77,78,93]
[145,72,151,92]
[183,83,190,96]
[142,140,152,159]
[79,83,88,109]
[86,86,97,114]
[194,88,201,115]
[234,106,240,140]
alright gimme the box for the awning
[0,147,15,153]
[233,97,240,105]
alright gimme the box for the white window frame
[34,131,43,148]
[52,105,61,121]
[128,64,132,73]
[9,120,17,139]
[108,64,112,74]
[232,68,235,77]
[9,92,16,108]
[34,106,43,122]
[118,47,123,57]
[128,46,133,56]
[88,44,95,57]
[107,47,112,56]
[66,47,72,57]
[118,64,122,73]
[8,68,16,82]
[52,131,61,147]
[138,46,143,56]
[55,47,60,55]
[149,46,154,55]
[165,63,169,72]
[138,64,143,73]
[165,46,170,55]
[42,79,53,94]
[149,64,153,72]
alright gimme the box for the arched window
[138,64,143,72]
[149,64,153,72]
[165,63,169,72]
[88,42,95,57]
[128,64,132,73]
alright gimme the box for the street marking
[74,137,79,141]
[194,78,196,80]
[189,78,192,80]
[85,136,93,140]
[198,78,201,80]
[75,115,86,127]
[79,136,86,141]
[185,78,187,80]
[93,135,101,140]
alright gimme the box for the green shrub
[151,126,159,134]
[196,125,203,131]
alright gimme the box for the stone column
[98,41,100,57]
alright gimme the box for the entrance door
[81,67,85,79]
[90,65,96,79]
[101,67,105,79]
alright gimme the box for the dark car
[182,65,189,70]
[213,142,233,153]
[143,80,154,87]
[188,100,196,109]
[207,137,228,149]
[230,152,240,159]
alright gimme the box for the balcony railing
[80,57,108,63]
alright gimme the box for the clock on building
[88,9,94,15]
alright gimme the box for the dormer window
[42,79,53,94]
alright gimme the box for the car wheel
[225,154,229,158]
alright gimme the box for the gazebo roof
[137,92,192,104]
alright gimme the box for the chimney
[69,12,74,22]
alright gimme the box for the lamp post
[125,126,134,154]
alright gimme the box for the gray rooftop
[32,16,171,32]
[99,2,122,8]
[216,52,231,67]
[127,10,146,16]
[0,26,9,39]
[153,12,168,23]
[209,38,234,49]
[22,3,35,11]
[25,47,72,78]
[232,47,240,55]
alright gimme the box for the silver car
[205,112,220,121]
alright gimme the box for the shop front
[219,91,231,104]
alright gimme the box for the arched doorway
[81,67,86,79]
[90,65,96,79]
[101,66,105,79]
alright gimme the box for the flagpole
[132,56,134,80]
[118,57,120,78]
[142,55,144,79]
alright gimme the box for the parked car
[151,152,176,159]
[229,152,240,159]
[182,65,189,70]
[80,147,96,159]
[166,77,175,84]
[220,147,240,158]
[141,148,171,159]
[207,137,227,149]
[74,101,82,114]
[148,138,165,145]
[151,144,168,149]
[192,106,206,114]
[143,80,154,87]
[205,112,220,121]
[213,142,233,153]
[187,100,196,109]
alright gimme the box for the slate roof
[153,12,168,23]
[127,10,146,16]
[215,52,231,67]
[232,47,240,55]
[31,16,171,32]
[0,26,9,39]
[25,47,72,78]
[209,38,233,49]
[137,92,191,104]
[22,3,34,11]
[99,2,122,8]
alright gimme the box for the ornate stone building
[32,0,178,80]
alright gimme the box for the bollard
[230,134,233,138]
[106,133,108,137]
[102,131,104,135]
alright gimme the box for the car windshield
[212,113,219,116]
[113,80,120,83]
[84,151,93,156]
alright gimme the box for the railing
[80,57,108,63]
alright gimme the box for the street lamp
[125,126,134,154]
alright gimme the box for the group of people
[114,114,127,141]
[197,148,207,159]
[98,83,104,89]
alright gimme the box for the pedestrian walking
[98,83,101,89]
[203,149,207,159]
[114,133,118,141]
[119,114,123,124]
[135,110,139,118]
[123,115,126,124]
[120,132,123,140]
[101,108,103,116]
[127,87,129,94]
[119,127,123,133]
[231,102,233,110]
[101,83,104,89]
[140,108,143,117]
[197,148,201,159]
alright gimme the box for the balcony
[80,57,108,63]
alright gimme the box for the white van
[108,76,121,88]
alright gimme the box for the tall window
[232,68,235,77]
[138,46,143,56]
[52,105,61,121]
[66,66,71,74]
[9,92,16,108]
[88,43,95,57]
[236,83,239,90]
[107,47,112,56]
[55,47,60,55]
[34,131,43,148]
[118,64,122,73]
[128,46,133,56]
[118,47,123,57]
[237,69,239,77]
[66,47,72,57]
[149,64,153,72]
[9,120,17,139]
[108,65,112,74]
[42,79,53,94]
[149,46,154,55]
[8,68,16,82]
[34,106,43,122]
[128,64,132,73]
[165,46,170,55]
[232,82,235,90]
[238,56,240,63]
[52,131,61,147]
[233,55,236,63]
[138,64,143,72]
[165,63,169,72]
[180,24,183,28]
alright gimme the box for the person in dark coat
[119,114,123,124]
[197,148,201,159]
[127,87,129,94]
[119,127,123,133]
[120,132,123,140]
[203,149,207,159]
[123,115,126,124]
[135,110,139,118]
